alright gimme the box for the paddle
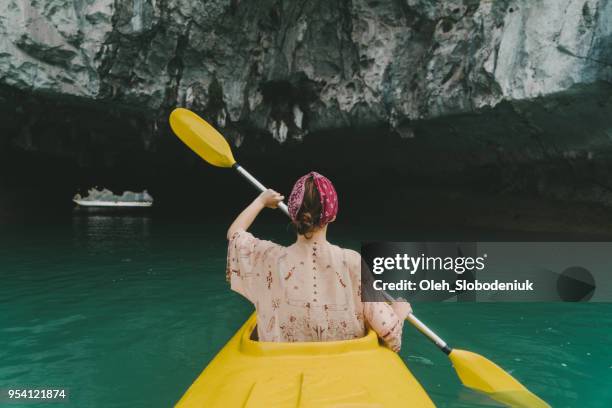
[378,292,550,408]
[168,108,289,217]
[168,107,550,408]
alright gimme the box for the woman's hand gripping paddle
[169,108,289,216]
[169,107,549,408]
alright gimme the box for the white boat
[73,188,153,211]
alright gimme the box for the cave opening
[1,83,612,238]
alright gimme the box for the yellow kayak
[176,313,435,407]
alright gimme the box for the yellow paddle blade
[450,349,550,408]
[169,108,236,168]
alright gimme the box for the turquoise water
[1,215,611,407]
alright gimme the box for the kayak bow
[176,313,435,407]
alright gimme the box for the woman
[226,172,411,351]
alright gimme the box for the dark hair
[292,177,322,238]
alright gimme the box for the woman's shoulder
[327,243,361,266]
[229,229,286,253]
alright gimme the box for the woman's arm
[364,302,410,352]
[227,189,284,239]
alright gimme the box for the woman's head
[288,172,338,238]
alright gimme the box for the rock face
[1,0,612,204]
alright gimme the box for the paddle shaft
[406,315,452,355]
[232,159,452,355]
[233,164,289,216]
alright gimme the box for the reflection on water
[72,215,152,251]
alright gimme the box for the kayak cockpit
[240,314,381,357]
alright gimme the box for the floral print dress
[226,230,406,351]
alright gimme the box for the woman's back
[228,231,366,342]
[228,230,406,350]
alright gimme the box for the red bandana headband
[288,172,338,226]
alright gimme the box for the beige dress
[226,230,405,351]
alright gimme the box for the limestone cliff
[1,0,612,205]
